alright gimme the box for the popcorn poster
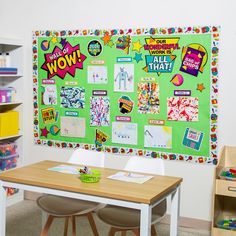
[33,26,219,164]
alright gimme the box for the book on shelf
[0,68,18,75]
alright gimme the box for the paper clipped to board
[107,171,153,184]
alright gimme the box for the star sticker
[59,38,67,47]
[40,127,49,138]
[132,40,143,52]
[108,40,114,48]
[101,32,112,45]
[197,83,205,92]
[51,37,58,44]
[133,53,143,63]
[148,37,156,45]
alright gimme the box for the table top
[0,160,182,204]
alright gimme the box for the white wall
[0,0,236,221]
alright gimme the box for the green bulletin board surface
[32,25,219,164]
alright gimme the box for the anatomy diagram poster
[33,26,219,164]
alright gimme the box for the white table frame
[0,180,180,236]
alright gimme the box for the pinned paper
[114,64,134,92]
[167,97,198,121]
[60,116,86,138]
[112,122,137,145]
[90,96,110,126]
[41,85,57,105]
[144,126,172,148]
[87,66,108,84]
[138,82,160,114]
[60,87,85,109]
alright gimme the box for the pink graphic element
[167,97,198,122]
[41,42,86,79]
[40,127,49,138]
[116,116,131,122]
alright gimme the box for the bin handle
[228,187,236,192]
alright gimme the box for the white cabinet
[0,38,24,206]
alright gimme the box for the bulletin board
[32,25,220,164]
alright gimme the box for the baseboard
[24,191,211,231]
[161,214,211,231]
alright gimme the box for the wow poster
[33,25,220,165]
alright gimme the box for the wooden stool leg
[40,215,54,236]
[132,228,140,236]
[108,227,117,236]
[64,217,69,236]
[71,216,76,236]
[121,231,127,236]
[87,212,99,236]
[151,225,158,236]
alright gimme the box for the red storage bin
[0,154,18,171]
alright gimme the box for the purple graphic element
[180,47,205,77]
[174,90,191,96]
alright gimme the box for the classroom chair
[36,148,105,236]
[96,156,166,236]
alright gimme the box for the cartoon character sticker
[95,129,109,148]
[41,107,56,124]
[116,35,131,54]
[118,96,134,114]
[182,128,203,151]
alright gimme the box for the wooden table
[0,160,182,236]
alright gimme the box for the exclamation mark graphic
[77,50,81,62]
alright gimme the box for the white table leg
[140,203,151,236]
[0,181,6,236]
[170,186,180,236]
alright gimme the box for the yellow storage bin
[0,111,19,137]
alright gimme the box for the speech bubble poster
[33,26,219,165]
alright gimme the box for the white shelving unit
[0,38,24,206]
[212,146,236,235]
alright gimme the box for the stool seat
[97,203,165,229]
[37,195,99,217]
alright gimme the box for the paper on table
[107,171,153,184]
[48,165,80,174]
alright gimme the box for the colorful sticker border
[32,25,219,165]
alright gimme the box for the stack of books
[0,68,17,75]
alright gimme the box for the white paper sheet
[107,171,153,184]
[48,164,81,174]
